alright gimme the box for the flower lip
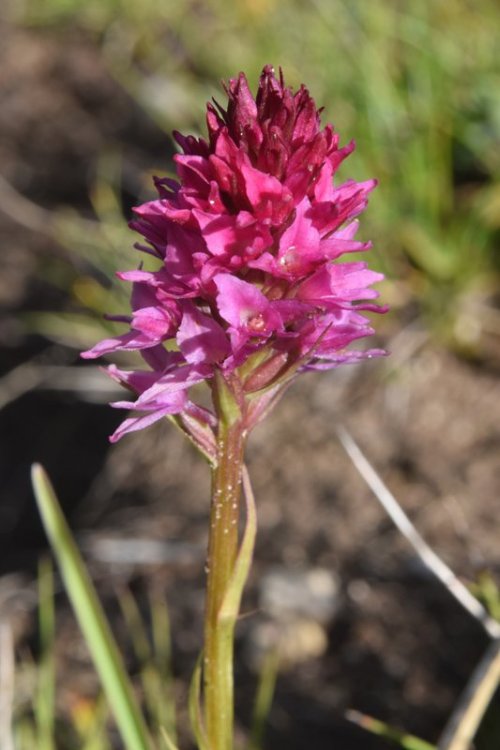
[214,273,283,337]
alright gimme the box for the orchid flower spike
[82,66,386,447]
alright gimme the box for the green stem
[204,377,246,750]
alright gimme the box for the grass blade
[346,710,436,750]
[188,653,209,750]
[117,586,178,746]
[36,556,56,750]
[31,464,151,750]
[159,726,181,750]
[150,591,177,745]
[248,650,279,750]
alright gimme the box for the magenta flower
[82,66,386,446]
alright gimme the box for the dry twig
[0,621,15,750]
[338,426,500,750]
[437,638,500,750]
[336,426,500,640]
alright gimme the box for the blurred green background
[4,0,500,355]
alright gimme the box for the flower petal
[110,407,180,443]
[177,304,230,364]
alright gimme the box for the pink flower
[82,66,386,446]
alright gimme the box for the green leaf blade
[31,464,152,750]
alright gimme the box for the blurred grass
[13,551,178,750]
[3,0,497,355]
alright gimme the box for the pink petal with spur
[214,274,282,336]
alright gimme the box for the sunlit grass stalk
[437,639,500,750]
[14,718,37,750]
[31,465,152,750]
[36,556,56,750]
[150,592,178,746]
[117,586,178,745]
[346,710,436,750]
